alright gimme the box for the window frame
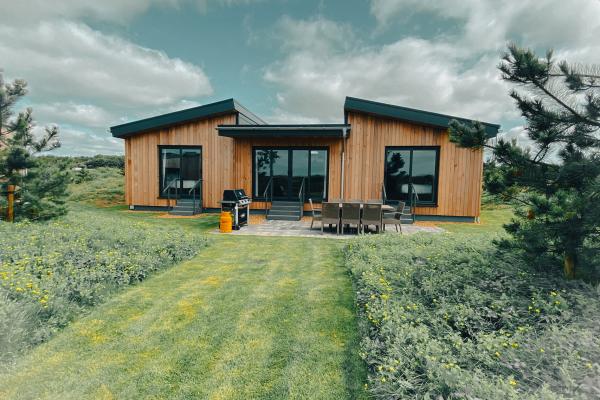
[383,146,441,206]
[251,146,330,202]
[157,145,202,199]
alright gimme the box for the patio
[213,215,444,239]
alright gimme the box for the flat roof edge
[110,98,266,138]
[344,96,500,138]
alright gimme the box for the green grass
[69,167,125,206]
[0,208,366,399]
[436,205,513,234]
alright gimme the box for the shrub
[68,167,124,206]
[346,234,600,399]
[0,209,208,365]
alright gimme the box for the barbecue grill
[221,189,251,229]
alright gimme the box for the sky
[0,0,599,156]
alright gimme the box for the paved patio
[213,217,444,239]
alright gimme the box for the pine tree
[0,73,69,220]
[449,44,600,278]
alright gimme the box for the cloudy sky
[1,0,599,155]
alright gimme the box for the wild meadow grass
[346,233,600,399]
[0,208,208,366]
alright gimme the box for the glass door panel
[271,149,289,199]
[309,150,327,201]
[291,150,309,201]
[161,148,181,197]
[385,149,411,202]
[180,148,201,197]
[254,149,272,198]
[411,150,436,203]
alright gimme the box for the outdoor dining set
[308,199,410,235]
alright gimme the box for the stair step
[169,211,195,216]
[268,211,301,217]
[270,204,301,210]
[272,201,302,206]
[267,215,301,221]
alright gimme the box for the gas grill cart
[220,189,251,230]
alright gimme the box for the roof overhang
[110,98,265,138]
[344,96,500,138]
[217,124,351,138]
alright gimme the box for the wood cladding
[124,114,236,209]
[123,111,483,218]
[344,112,483,217]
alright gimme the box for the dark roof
[218,124,350,138]
[111,98,266,138]
[344,97,500,138]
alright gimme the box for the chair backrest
[362,203,382,221]
[322,202,340,219]
[397,201,406,213]
[342,202,361,219]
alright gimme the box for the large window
[253,147,328,201]
[384,147,439,205]
[159,146,202,197]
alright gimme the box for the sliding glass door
[384,147,439,205]
[159,146,202,197]
[253,147,328,201]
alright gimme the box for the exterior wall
[123,111,483,218]
[124,113,236,209]
[231,137,343,212]
[344,112,483,218]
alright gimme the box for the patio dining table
[323,200,397,234]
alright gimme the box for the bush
[0,209,208,365]
[68,167,124,206]
[346,234,600,399]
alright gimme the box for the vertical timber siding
[123,111,484,218]
[124,114,236,209]
[345,112,483,218]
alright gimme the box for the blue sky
[1,0,599,155]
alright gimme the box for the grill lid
[222,189,248,202]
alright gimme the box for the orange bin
[219,211,232,233]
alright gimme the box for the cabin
[110,97,499,222]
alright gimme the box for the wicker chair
[361,203,382,233]
[308,198,322,229]
[341,202,361,234]
[321,202,340,234]
[382,201,405,233]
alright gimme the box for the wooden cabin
[110,97,500,222]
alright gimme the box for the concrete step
[267,215,301,221]
[268,210,301,217]
[169,211,196,216]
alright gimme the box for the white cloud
[0,1,216,155]
[369,0,600,51]
[264,17,514,124]
[0,0,177,25]
[0,21,212,108]
[34,103,114,128]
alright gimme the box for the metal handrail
[162,178,180,210]
[382,183,387,203]
[298,177,305,218]
[188,179,203,214]
[408,183,420,223]
[262,177,273,216]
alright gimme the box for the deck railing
[262,177,273,216]
[162,178,180,210]
[189,179,203,214]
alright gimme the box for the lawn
[0,208,366,399]
[436,205,513,234]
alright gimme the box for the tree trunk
[564,252,577,279]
